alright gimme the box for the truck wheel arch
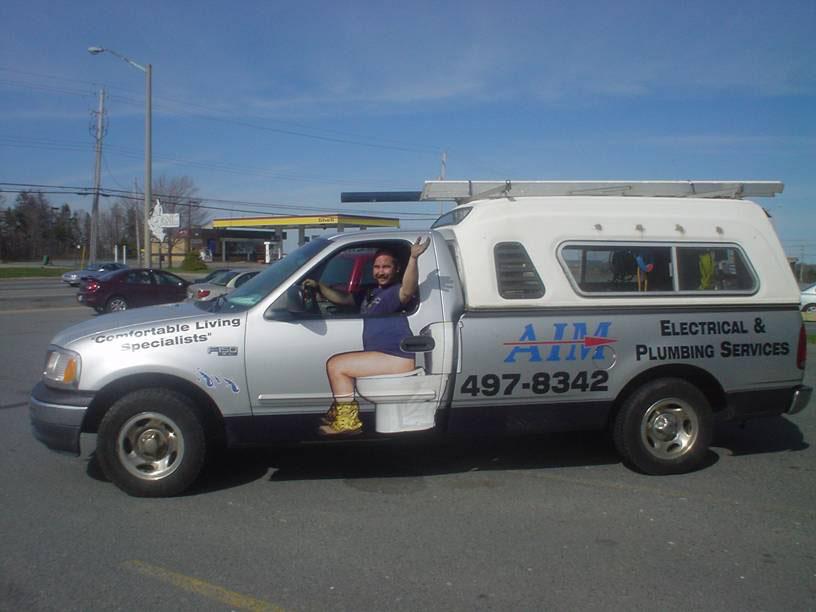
[609,363,726,429]
[83,373,225,445]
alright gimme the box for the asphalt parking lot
[0,293,814,610]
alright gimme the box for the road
[0,302,814,611]
[0,278,80,311]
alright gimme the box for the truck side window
[304,241,417,317]
[560,243,756,295]
[561,244,673,293]
[494,242,545,299]
[319,248,376,295]
[676,246,756,292]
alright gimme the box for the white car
[186,268,259,302]
[801,283,816,312]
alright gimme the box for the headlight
[43,346,82,388]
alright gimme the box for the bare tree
[156,176,208,267]
[112,175,209,267]
[98,201,128,260]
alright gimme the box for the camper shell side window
[558,242,758,296]
[674,246,757,292]
[494,242,545,299]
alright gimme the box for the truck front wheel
[613,378,713,475]
[96,388,206,497]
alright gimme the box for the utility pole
[89,88,105,264]
[186,200,196,255]
[800,246,805,283]
[144,63,152,268]
[438,150,447,215]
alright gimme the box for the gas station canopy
[207,213,401,261]
[211,213,400,231]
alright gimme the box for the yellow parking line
[123,560,286,612]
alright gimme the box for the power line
[0,66,102,88]
[0,182,440,219]
[102,153,133,192]
[0,188,440,221]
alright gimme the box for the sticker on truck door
[503,321,616,363]
[459,370,610,397]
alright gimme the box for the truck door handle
[400,335,436,353]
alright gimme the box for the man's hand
[410,236,431,259]
[400,237,430,304]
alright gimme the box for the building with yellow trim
[205,213,400,262]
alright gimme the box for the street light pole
[144,63,152,269]
[88,46,153,268]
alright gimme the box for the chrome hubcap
[640,397,698,460]
[117,412,185,481]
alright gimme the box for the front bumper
[29,382,95,455]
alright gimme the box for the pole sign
[148,199,180,241]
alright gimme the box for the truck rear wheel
[613,378,712,475]
[96,388,206,497]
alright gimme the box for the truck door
[448,240,617,433]
[243,233,458,439]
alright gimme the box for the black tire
[803,303,816,313]
[105,295,128,313]
[613,378,712,475]
[96,388,206,497]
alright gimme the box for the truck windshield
[197,238,330,313]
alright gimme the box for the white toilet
[355,368,439,433]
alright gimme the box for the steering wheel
[299,282,319,313]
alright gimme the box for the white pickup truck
[31,180,811,496]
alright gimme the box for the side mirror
[265,293,291,320]
[286,285,307,313]
[263,288,303,321]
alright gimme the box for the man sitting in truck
[303,237,430,436]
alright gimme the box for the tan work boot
[320,402,338,425]
[318,400,363,436]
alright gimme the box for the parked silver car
[800,283,816,312]
[186,268,259,302]
[61,262,128,287]
[188,267,232,286]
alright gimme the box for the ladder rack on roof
[419,180,784,204]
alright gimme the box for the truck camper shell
[428,190,797,310]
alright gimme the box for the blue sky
[1,1,814,256]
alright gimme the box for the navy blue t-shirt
[356,283,415,358]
